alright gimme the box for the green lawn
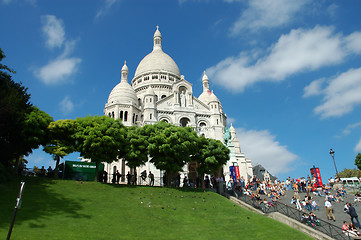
[0,177,313,240]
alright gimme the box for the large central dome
[134,26,180,79]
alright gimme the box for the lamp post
[329,148,339,178]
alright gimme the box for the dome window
[124,111,128,122]
[138,79,142,83]
[161,75,166,80]
[161,95,166,99]
[144,76,149,81]
[152,75,158,79]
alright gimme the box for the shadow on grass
[0,177,90,230]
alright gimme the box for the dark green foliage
[146,122,199,174]
[355,153,361,170]
[193,136,230,176]
[0,48,32,168]
[74,116,127,181]
[124,126,149,169]
[43,119,77,172]
[338,167,361,178]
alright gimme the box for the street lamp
[329,148,339,178]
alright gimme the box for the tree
[146,122,199,186]
[338,168,361,178]
[74,116,127,181]
[192,137,230,188]
[44,119,76,177]
[0,48,32,170]
[124,126,149,172]
[355,153,361,170]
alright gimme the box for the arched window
[138,98,142,107]
[113,166,117,174]
[180,117,190,127]
[155,95,158,102]
[124,111,128,122]
[135,115,138,122]
[120,111,123,120]
[112,112,114,118]
[150,113,152,120]
[108,113,111,117]
[132,113,135,123]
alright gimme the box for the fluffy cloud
[314,68,361,118]
[41,15,65,49]
[230,0,310,34]
[59,96,75,114]
[235,128,298,175]
[36,57,81,85]
[304,67,361,118]
[35,16,81,84]
[207,26,346,93]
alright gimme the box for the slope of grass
[0,177,313,240]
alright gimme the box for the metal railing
[233,192,351,240]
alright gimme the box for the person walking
[325,199,336,222]
[347,203,361,228]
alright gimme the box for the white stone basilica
[103,27,253,185]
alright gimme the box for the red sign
[310,166,323,187]
[235,166,240,180]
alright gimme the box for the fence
[233,192,352,240]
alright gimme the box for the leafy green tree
[355,153,361,170]
[338,168,361,178]
[74,116,127,181]
[146,122,199,185]
[192,137,230,188]
[0,48,32,171]
[124,126,149,172]
[44,119,76,177]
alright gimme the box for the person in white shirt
[325,199,336,221]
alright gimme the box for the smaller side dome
[107,61,137,105]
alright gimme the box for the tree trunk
[94,162,99,182]
[54,156,60,179]
[14,156,21,175]
[201,173,205,190]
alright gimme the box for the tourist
[349,222,361,236]
[325,199,336,222]
[116,170,121,184]
[342,221,357,237]
[126,171,132,185]
[346,203,361,228]
[148,171,154,186]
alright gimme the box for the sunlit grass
[0,177,313,240]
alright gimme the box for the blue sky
[1,0,361,182]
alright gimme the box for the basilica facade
[103,27,253,185]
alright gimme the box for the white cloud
[355,138,361,152]
[41,15,65,49]
[311,68,361,118]
[344,31,361,54]
[303,78,325,98]
[341,121,361,136]
[59,96,75,114]
[95,0,119,19]
[235,128,298,175]
[36,57,81,85]
[230,0,310,34]
[35,16,82,84]
[208,26,345,93]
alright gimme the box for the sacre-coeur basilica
[102,26,253,185]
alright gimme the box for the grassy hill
[0,177,312,240]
